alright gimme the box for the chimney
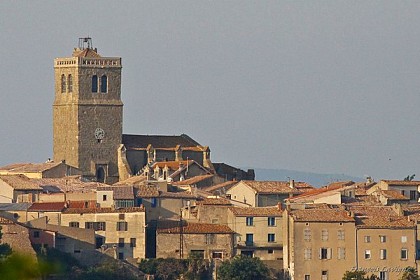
[289,179,295,189]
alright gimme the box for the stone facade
[53,43,123,183]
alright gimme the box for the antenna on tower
[78,37,92,50]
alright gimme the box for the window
[118,252,124,260]
[337,229,345,240]
[379,271,388,280]
[304,228,311,241]
[246,217,254,226]
[68,74,73,92]
[85,222,106,231]
[190,250,205,259]
[130,238,136,248]
[321,229,328,241]
[116,200,134,208]
[268,234,275,243]
[205,234,215,244]
[401,190,406,196]
[101,75,107,93]
[92,75,98,92]
[267,249,274,254]
[410,190,417,200]
[268,217,276,226]
[365,250,371,259]
[380,235,386,243]
[364,236,371,243]
[102,194,107,201]
[321,270,328,280]
[118,238,124,248]
[119,214,125,220]
[380,249,387,260]
[304,248,312,260]
[319,248,331,260]
[305,275,311,280]
[33,231,40,238]
[402,236,407,243]
[116,221,128,231]
[212,251,223,259]
[338,247,346,260]
[69,222,79,228]
[245,234,253,246]
[61,74,66,93]
[151,198,157,208]
[401,249,408,260]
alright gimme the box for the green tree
[404,174,416,181]
[217,256,269,280]
[342,271,379,280]
[400,267,420,280]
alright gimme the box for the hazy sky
[1,1,420,180]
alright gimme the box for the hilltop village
[1,39,419,280]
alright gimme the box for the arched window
[92,75,98,93]
[101,75,107,93]
[61,74,66,93]
[68,74,73,92]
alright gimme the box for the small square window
[119,214,125,220]
[268,234,275,243]
[380,249,387,260]
[401,249,408,260]
[130,238,136,248]
[268,217,276,226]
[118,238,124,248]
[364,236,371,243]
[402,236,407,243]
[365,250,371,259]
[268,249,274,254]
[246,217,254,226]
[33,231,40,238]
[380,235,386,243]
[103,195,107,201]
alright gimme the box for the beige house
[350,205,416,280]
[96,186,135,208]
[226,181,302,207]
[0,175,43,203]
[227,206,283,261]
[373,180,420,203]
[0,162,82,179]
[283,205,356,280]
[61,207,146,260]
[156,221,234,260]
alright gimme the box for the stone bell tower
[53,38,123,183]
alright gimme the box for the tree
[400,267,420,280]
[404,174,416,181]
[217,256,269,280]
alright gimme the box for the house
[286,181,356,205]
[28,216,96,257]
[373,180,420,203]
[156,221,234,260]
[0,217,37,257]
[226,181,302,207]
[26,202,67,224]
[349,205,416,280]
[184,197,234,224]
[171,174,225,190]
[212,163,255,181]
[61,207,146,260]
[202,181,238,196]
[0,175,43,203]
[146,160,211,182]
[227,206,283,261]
[283,205,356,280]
[96,186,135,208]
[0,162,82,179]
[0,203,32,222]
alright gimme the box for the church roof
[122,134,202,150]
[72,48,101,58]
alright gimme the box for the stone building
[156,221,234,260]
[52,38,250,184]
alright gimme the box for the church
[53,38,254,184]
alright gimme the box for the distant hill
[250,168,364,188]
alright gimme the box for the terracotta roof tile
[0,162,62,173]
[97,186,134,200]
[34,177,106,193]
[198,197,233,206]
[347,206,414,228]
[67,201,98,209]
[157,222,234,234]
[114,175,147,186]
[229,206,282,217]
[135,185,160,198]
[172,175,213,186]
[72,48,101,58]
[381,190,409,200]
[239,181,302,194]
[159,191,197,199]
[152,160,194,171]
[63,207,145,214]
[202,181,237,193]
[290,208,354,222]
[0,175,43,190]
[28,202,66,212]
[381,180,420,186]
